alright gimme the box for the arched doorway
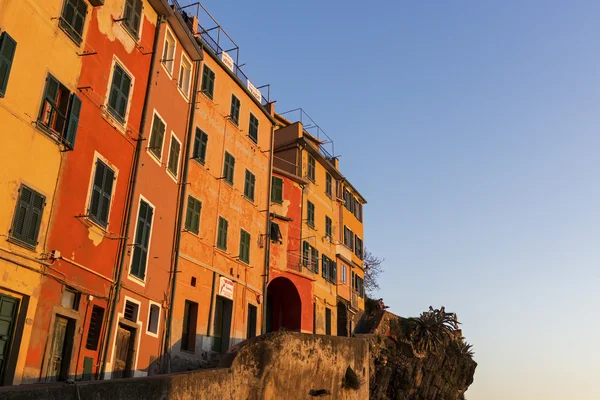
[266,277,301,332]
[337,302,348,337]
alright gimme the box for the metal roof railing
[279,108,336,162]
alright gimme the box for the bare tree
[364,248,384,296]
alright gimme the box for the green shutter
[0,31,17,97]
[11,186,45,246]
[64,93,82,150]
[322,255,326,278]
[131,200,152,280]
[89,160,114,227]
[218,217,228,250]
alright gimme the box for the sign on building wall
[247,80,262,103]
[221,51,234,72]
[219,277,234,300]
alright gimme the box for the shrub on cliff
[408,306,460,354]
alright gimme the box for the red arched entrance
[266,277,302,332]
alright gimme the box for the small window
[178,53,192,97]
[162,29,176,75]
[107,63,132,124]
[61,288,80,310]
[321,255,336,283]
[325,216,332,240]
[325,173,333,198]
[247,304,257,339]
[307,155,315,182]
[270,221,282,242]
[148,113,166,160]
[239,229,251,264]
[307,201,315,228]
[244,170,256,202]
[0,31,17,98]
[38,74,81,149]
[355,236,363,260]
[343,226,354,251]
[88,159,115,228]
[147,304,160,335]
[124,300,139,322]
[217,216,228,251]
[248,113,259,143]
[10,185,45,247]
[201,65,215,99]
[271,177,283,204]
[229,94,240,125]
[86,305,105,350]
[181,300,198,352]
[302,241,319,273]
[341,264,347,284]
[190,276,197,287]
[123,0,143,38]
[184,196,202,234]
[223,152,235,185]
[59,0,88,45]
[193,128,208,165]
[167,134,181,178]
[130,200,153,280]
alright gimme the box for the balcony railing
[278,108,336,164]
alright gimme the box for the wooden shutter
[64,93,82,149]
[132,201,152,279]
[89,160,114,227]
[11,186,44,246]
[0,31,17,97]
[322,255,327,279]
[168,137,181,176]
[149,115,165,158]
[332,262,337,283]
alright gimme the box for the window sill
[160,62,174,80]
[243,195,255,204]
[166,168,179,183]
[307,222,315,230]
[35,121,68,148]
[127,273,146,287]
[6,236,37,252]
[101,107,127,134]
[120,21,140,44]
[192,157,206,167]
[200,90,214,101]
[58,21,83,47]
[146,148,163,168]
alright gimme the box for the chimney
[187,16,199,37]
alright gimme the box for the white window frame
[127,194,155,287]
[166,131,182,182]
[341,264,347,284]
[178,51,193,100]
[161,26,176,77]
[104,56,135,131]
[84,151,119,230]
[146,109,167,167]
[146,301,161,338]
[108,295,143,379]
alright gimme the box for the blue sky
[185,1,600,398]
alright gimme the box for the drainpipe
[163,59,201,373]
[99,14,164,380]
[260,121,277,334]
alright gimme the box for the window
[38,74,81,149]
[355,236,363,260]
[306,201,315,228]
[181,300,198,352]
[325,173,332,198]
[193,128,208,164]
[162,29,175,75]
[270,221,282,242]
[244,170,255,201]
[61,288,80,310]
[354,275,365,297]
[10,185,45,247]
[321,255,336,283]
[0,31,17,98]
[88,159,115,228]
[167,134,181,178]
[185,196,202,234]
[178,53,192,97]
[302,241,319,273]
[357,203,363,222]
[247,304,257,339]
[124,300,139,322]
[325,216,332,240]
[307,155,315,182]
[147,304,160,335]
[344,188,350,210]
[123,0,143,38]
[217,216,228,251]
[239,229,250,264]
[107,63,132,124]
[248,113,259,143]
[59,0,88,45]
[229,94,240,125]
[85,305,104,350]
[222,152,235,185]
[130,199,153,280]
[341,264,347,284]
[325,308,332,335]
[201,65,215,99]
[343,226,354,251]
[271,177,283,204]
[148,113,166,159]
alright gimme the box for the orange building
[166,4,276,371]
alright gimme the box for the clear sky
[183,1,600,398]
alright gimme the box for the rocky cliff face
[359,307,477,400]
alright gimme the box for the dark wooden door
[113,326,133,379]
[0,294,19,385]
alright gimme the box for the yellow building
[273,110,366,336]
[0,0,86,384]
